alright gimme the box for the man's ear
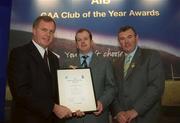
[32,28,36,36]
[136,34,139,43]
[91,40,94,46]
[76,41,79,49]
[76,46,79,50]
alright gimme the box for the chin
[80,50,89,54]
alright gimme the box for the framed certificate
[57,68,97,112]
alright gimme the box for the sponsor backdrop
[1,0,180,121]
[9,0,180,80]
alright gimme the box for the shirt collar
[79,51,93,65]
[79,51,93,59]
[125,46,138,59]
[32,40,48,58]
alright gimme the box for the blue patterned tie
[82,55,89,68]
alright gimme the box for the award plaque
[57,68,97,112]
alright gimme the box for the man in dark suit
[7,16,72,123]
[111,25,165,123]
[63,28,116,123]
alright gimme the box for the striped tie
[124,55,131,77]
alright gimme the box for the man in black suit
[111,25,165,123]
[7,16,72,123]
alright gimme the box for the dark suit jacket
[63,53,116,123]
[7,42,64,123]
[111,47,165,123]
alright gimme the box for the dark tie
[44,50,50,71]
[82,55,89,68]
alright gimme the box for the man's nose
[124,38,130,43]
[81,40,85,43]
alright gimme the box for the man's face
[118,29,138,54]
[76,31,93,54]
[33,20,55,48]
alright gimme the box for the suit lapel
[114,56,124,81]
[89,54,98,68]
[48,51,58,72]
[72,56,81,68]
[124,48,142,80]
[27,42,51,76]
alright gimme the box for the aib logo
[91,0,111,4]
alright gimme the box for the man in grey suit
[111,25,165,123]
[63,28,116,123]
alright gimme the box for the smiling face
[118,28,138,54]
[75,30,93,54]
[32,20,55,48]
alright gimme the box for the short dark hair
[118,25,137,36]
[32,16,56,30]
[75,28,92,41]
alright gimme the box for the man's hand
[73,110,85,117]
[53,104,72,119]
[125,109,138,123]
[114,111,128,123]
[93,101,103,116]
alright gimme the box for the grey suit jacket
[63,53,116,123]
[111,47,165,123]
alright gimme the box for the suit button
[124,95,128,98]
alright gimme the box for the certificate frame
[57,68,97,112]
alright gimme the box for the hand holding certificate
[57,68,97,112]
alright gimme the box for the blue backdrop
[0,0,12,121]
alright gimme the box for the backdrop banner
[9,0,180,80]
